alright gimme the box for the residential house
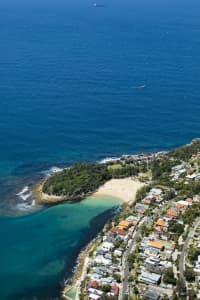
[86,281,99,290]
[110,285,119,296]
[101,242,114,252]
[135,203,149,215]
[147,240,164,251]
[139,271,161,285]
[94,255,112,266]
[143,288,162,300]
[155,219,168,233]
[166,208,180,219]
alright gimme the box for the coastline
[61,179,144,300]
[32,180,66,204]
[61,214,119,300]
[31,170,145,298]
[33,177,145,205]
[62,236,99,300]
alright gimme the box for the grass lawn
[107,164,122,170]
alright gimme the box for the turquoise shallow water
[0,196,120,300]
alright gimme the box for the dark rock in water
[60,215,68,219]
[34,223,45,229]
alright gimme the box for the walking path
[75,256,89,300]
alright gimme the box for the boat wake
[131,84,146,89]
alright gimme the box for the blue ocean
[0,0,200,298]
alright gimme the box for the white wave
[31,199,36,206]
[99,157,120,164]
[16,186,29,196]
[19,192,32,201]
[41,166,63,177]
[16,203,33,211]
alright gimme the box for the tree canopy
[43,162,111,198]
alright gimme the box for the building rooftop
[155,219,166,227]
[147,240,164,250]
[144,288,161,300]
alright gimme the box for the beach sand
[94,177,145,204]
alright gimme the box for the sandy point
[93,177,145,204]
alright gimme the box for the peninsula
[34,161,145,204]
[34,139,200,208]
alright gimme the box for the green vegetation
[151,158,178,182]
[184,266,195,282]
[107,164,122,170]
[173,181,200,197]
[188,289,197,300]
[168,220,185,235]
[188,245,200,264]
[101,284,111,293]
[163,267,176,285]
[135,185,151,202]
[182,203,200,224]
[169,139,200,161]
[108,164,138,178]
[43,160,142,199]
[43,162,110,198]
[128,252,137,266]
[65,287,77,300]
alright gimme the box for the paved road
[179,217,200,297]
[119,218,145,300]
[119,198,176,300]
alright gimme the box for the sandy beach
[94,177,145,204]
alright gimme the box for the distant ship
[93,3,105,7]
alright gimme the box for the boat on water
[93,3,105,7]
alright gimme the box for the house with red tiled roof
[110,285,119,296]
[110,226,128,237]
[166,208,180,219]
[86,281,99,290]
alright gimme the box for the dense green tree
[169,139,200,161]
[168,220,184,235]
[101,284,111,293]
[176,278,186,297]
[184,267,195,282]
[188,289,196,300]
[163,267,176,285]
[43,162,111,198]
[188,246,200,264]
[135,185,151,201]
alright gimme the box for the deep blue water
[0,0,200,298]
